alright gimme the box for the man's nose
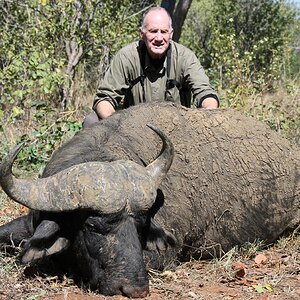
[155,31,163,39]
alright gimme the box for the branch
[173,0,192,42]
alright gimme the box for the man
[84,7,219,127]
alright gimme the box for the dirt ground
[0,203,300,300]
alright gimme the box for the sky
[289,0,300,7]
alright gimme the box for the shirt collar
[144,49,168,75]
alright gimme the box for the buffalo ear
[20,219,70,264]
[143,189,177,251]
[143,219,178,271]
[145,219,177,252]
[21,237,69,264]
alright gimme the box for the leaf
[12,106,24,118]
[232,261,246,278]
[263,284,273,292]
[253,284,273,294]
[254,285,265,293]
[254,254,268,265]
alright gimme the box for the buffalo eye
[134,214,148,229]
[84,213,123,235]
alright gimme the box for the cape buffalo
[0,102,299,298]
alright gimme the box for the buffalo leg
[0,211,37,247]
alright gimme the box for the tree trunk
[161,0,193,42]
[161,0,176,17]
[60,0,101,108]
[60,38,83,109]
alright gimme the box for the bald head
[141,7,173,32]
[140,7,173,59]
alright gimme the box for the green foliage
[0,1,65,107]
[0,0,154,109]
[0,51,64,106]
[0,101,82,173]
[214,0,295,88]
[284,4,300,78]
[0,0,155,172]
[180,0,215,66]
[182,0,296,92]
[254,284,273,293]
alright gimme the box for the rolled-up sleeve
[181,48,220,108]
[93,50,130,111]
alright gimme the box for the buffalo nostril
[121,285,149,298]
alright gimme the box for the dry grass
[1,187,300,299]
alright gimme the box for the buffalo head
[0,124,175,297]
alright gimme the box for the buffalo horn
[145,124,174,187]
[0,125,173,214]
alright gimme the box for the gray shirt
[93,40,219,110]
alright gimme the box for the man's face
[141,11,173,59]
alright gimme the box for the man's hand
[95,100,116,119]
[201,97,219,109]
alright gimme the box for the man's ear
[170,29,174,40]
[140,29,145,40]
